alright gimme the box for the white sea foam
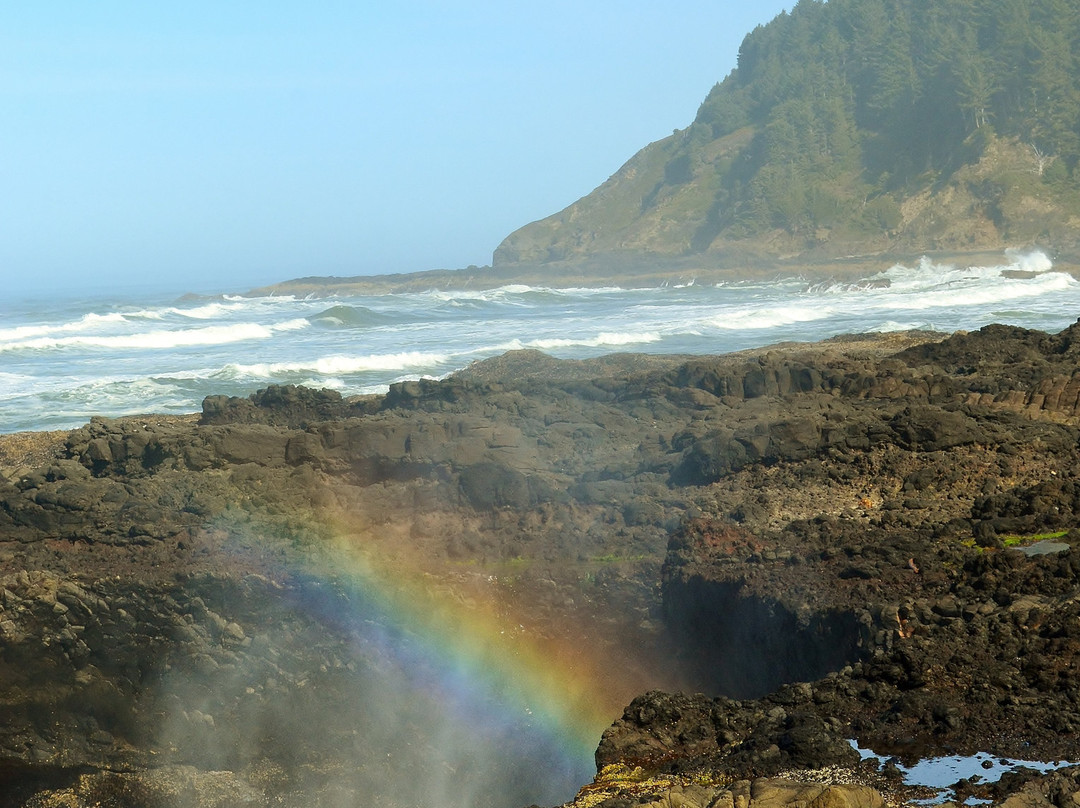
[124,309,166,320]
[793,253,1071,321]
[465,284,634,301]
[421,283,626,304]
[0,310,132,342]
[547,285,635,295]
[866,267,1074,312]
[876,256,1004,290]
[869,320,937,333]
[465,330,666,356]
[526,332,663,350]
[0,323,62,342]
[215,351,452,380]
[0,323,276,352]
[122,296,303,321]
[707,305,834,330]
[715,276,808,292]
[165,302,243,319]
[875,250,1057,290]
[270,318,312,332]
[80,311,130,325]
[5,374,196,415]
[0,371,38,398]
[422,287,526,303]
[473,339,528,354]
[0,369,211,431]
[167,297,305,318]
[0,318,310,353]
[491,284,537,295]
[1006,248,1054,273]
[300,377,347,390]
[222,293,298,304]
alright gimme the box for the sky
[2,2,792,297]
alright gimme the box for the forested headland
[495,0,1080,271]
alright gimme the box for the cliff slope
[496,0,1080,273]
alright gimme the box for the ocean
[2,250,1076,435]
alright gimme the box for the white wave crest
[870,263,1074,312]
[421,286,526,303]
[271,318,311,332]
[0,323,277,352]
[526,332,663,350]
[421,283,636,304]
[0,317,309,353]
[0,323,62,342]
[148,297,300,319]
[708,305,834,330]
[868,320,938,333]
[165,302,241,319]
[877,250,1058,289]
[0,310,132,342]
[215,351,451,380]
[222,294,298,303]
[1005,248,1054,273]
[545,285,636,295]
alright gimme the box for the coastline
[246,249,1080,297]
[7,249,1076,438]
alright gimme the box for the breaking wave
[0,319,309,353]
[707,305,835,330]
[5,250,1080,432]
[524,332,664,350]
[215,351,452,381]
[308,305,397,329]
[0,310,133,342]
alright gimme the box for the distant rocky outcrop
[5,324,1080,805]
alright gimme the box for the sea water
[2,250,1077,434]
[849,740,1075,804]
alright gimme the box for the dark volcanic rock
[6,325,1080,806]
[201,383,373,428]
[597,689,860,776]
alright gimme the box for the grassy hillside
[495,0,1080,269]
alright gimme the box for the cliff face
[6,323,1080,805]
[495,0,1080,273]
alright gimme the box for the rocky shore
[3,322,1080,807]
[247,250,1080,298]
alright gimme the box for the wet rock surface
[4,324,1080,805]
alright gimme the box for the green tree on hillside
[676,0,1080,244]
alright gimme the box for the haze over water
[1,250,1073,434]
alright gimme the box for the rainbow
[270,526,640,803]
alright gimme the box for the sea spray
[151,523,652,807]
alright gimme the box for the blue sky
[3,2,791,296]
